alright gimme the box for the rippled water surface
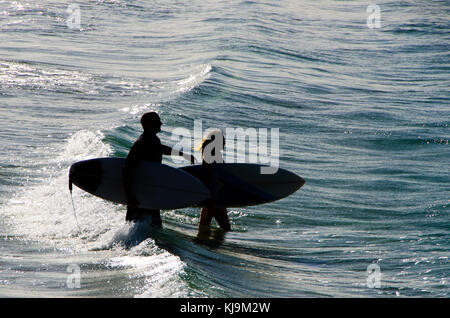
[0,0,448,297]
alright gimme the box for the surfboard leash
[69,177,82,234]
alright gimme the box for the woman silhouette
[198,129,231,231]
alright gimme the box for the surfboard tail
[69,159,103,194]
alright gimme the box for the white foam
[1,127,194,296]
[175,64,212,94]
[106,250,189,298]
[0,61,94,94]
[119,103,160,115]
[155,64,212,100]
[57,130,112,163]
[1,130,118,249]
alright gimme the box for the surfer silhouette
[124,112,195,227]
[197,129,231,232]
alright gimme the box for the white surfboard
[69,158,210,210]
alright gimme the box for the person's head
[199,129,225,163]
[141,112,162,134]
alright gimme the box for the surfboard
[69,158,210,210]
[181,163,305,208]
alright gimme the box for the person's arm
[161,144,196,164]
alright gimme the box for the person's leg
[150,209,162,228]
[213,207,231,231]
[126,206,139,222]
[199,207,214,226]
[126,207,162,228]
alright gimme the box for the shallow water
[0,0,448,297]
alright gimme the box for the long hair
[197,129,225,162]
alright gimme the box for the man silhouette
[124,112,195,228]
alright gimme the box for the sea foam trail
[1,130,116,248]
[1,128,195,297]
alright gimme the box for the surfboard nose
[296,174,306,189]
[281,169,305,195]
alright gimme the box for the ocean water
[0,0,448,298]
